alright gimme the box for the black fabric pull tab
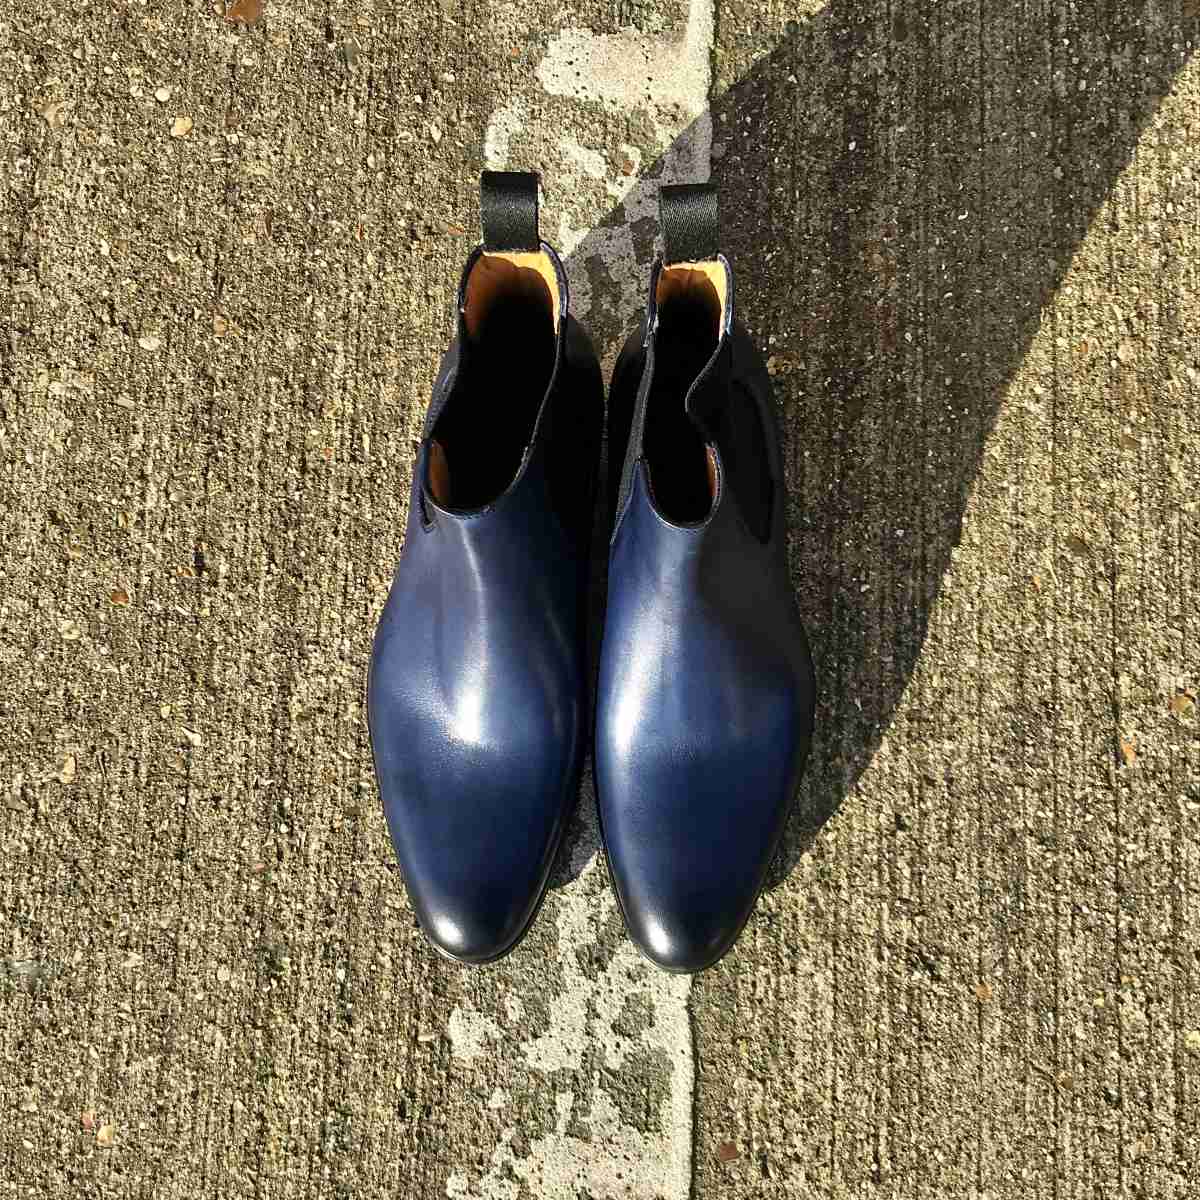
[480,171,540,252]
[660,182,719,263]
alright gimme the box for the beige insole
[463,250,560,336]
[655,259,728,336]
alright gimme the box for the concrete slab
[1,0,1197,1197]
[699,2,1200,1195]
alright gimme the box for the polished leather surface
[369,247,602,963]
[596,277,816,973]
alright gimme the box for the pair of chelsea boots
[368,171,816,972]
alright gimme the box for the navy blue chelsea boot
[595,183,817,973]
[368,172,604,963]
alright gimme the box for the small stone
[429,124,442,145]
[718,1141,739,1163]
[225,0,265,25]
[212,314,229,336]
[110,588,130,606]
[170,115,194,138]
[216,965,231,984]
[138,335,162,351]
[181,727,202,748]
[58,617,82,641]
[1116,340,1135,364]
[1185,1030,1200,1054]
[154,86,171,102]
[975,980,993,1002]
[39,99,72,129]
[58,753,77,785]
[95,1123,115,1148]
[417,1030,438,1043]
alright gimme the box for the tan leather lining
[463,250,560,336]
[655,259,728,336]
[428,439,452,505]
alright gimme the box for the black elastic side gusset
[611,324,775,542]
[644,294,719,524]
[543,318,605,551]
[607,324,650,536]
[714,380,773,542]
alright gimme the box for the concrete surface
[1,0,1198,1197]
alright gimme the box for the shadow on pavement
[549,0,1195,892]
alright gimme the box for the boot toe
[620,891,747,974]
[417,873,540,964]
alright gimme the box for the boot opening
[429,251,559,509]
[643,261,727,524]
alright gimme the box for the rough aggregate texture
[1,0,1198,1197]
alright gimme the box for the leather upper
[595,265,816,973]
[369,244,602,963]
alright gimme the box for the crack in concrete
[449,5,718,1195]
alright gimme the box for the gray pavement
[1,1,1198,1196]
